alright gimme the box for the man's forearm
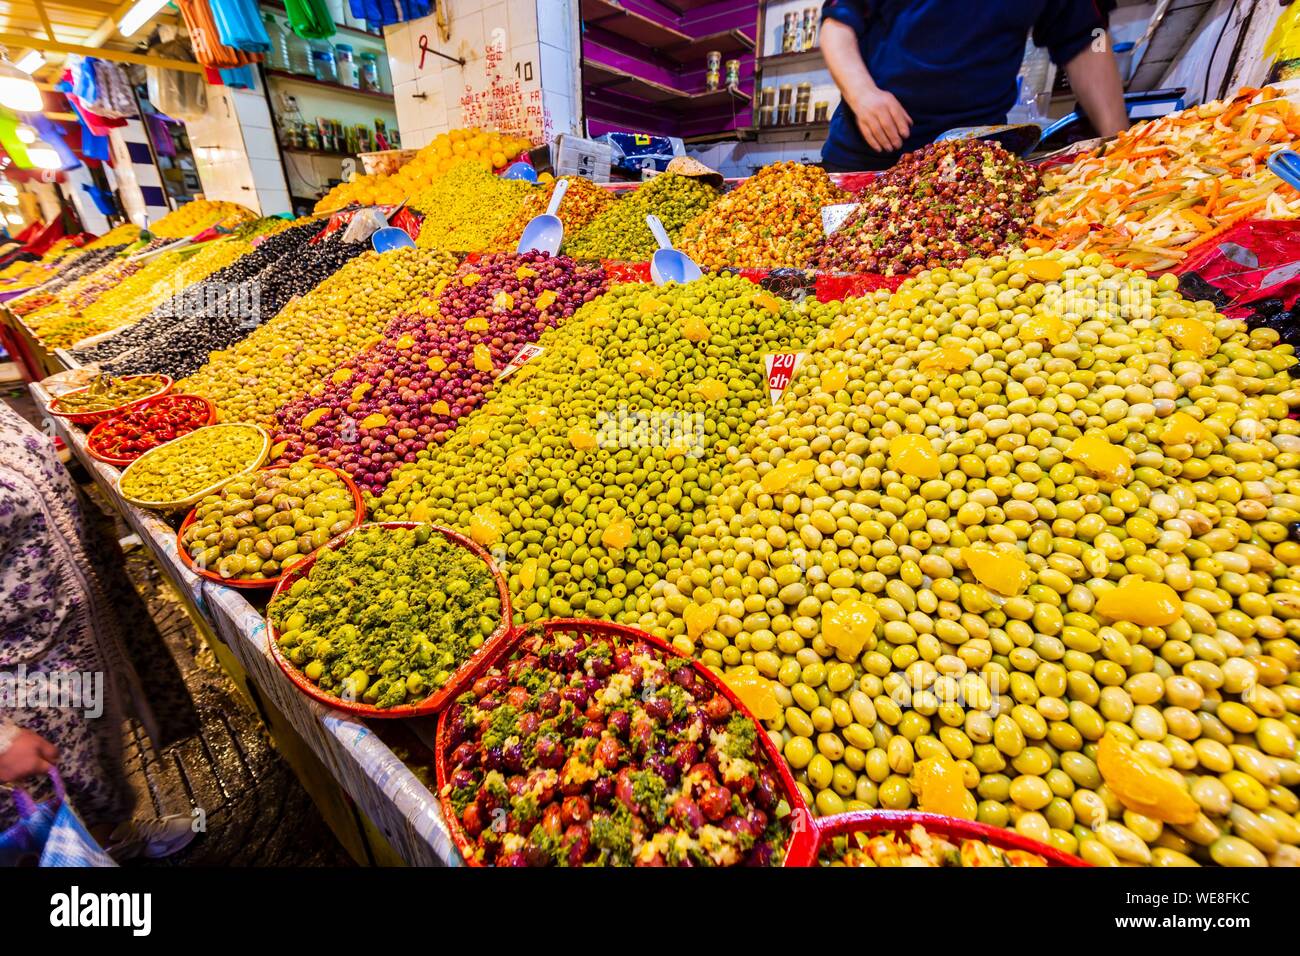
[1064,41,1129,138]
[821,19,878,112]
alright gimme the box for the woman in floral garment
[0,403,191,858]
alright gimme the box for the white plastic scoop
[516,178,569,255]
[647,214,702,286]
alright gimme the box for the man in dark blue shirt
[820,0,1129,170]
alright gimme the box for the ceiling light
[15,126,35,144]
[118,0,172,38]
[0,56,43,113]
[15,51,45,75]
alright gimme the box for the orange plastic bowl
[265,522,513,718]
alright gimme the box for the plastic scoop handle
[646,214,673,251]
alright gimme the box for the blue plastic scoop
[647,214,702,286]
[517,178,569,255]
[372,223,416,252]
[1268,149,1300,191]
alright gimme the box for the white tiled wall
[386,0,579,148]
[184,85,291,216]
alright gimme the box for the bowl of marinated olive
[177,460,365,588]
[265,522,513,717]
[49,374,172,425]
[117,422,270,511]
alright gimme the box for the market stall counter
[30,379,462,867]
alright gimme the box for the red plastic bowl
[434,618,814,867]
[265,522,513,718]
[85,394,217,466]
[49,374,173,425]
[176,462,366,590]
[800,810,1090,868]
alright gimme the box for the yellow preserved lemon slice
[466,425,490,447]
[461,272,482,286]
[1015,258,1066,281]
[682,315,710,342]
[518,558,537,590]
[505,450,529,473]
[427,355,446,372]
[493,290,514,311]
[684,602,719,639]
[301,407,328,429]
[431,400,450,415]
[568,425,597,450]
[759,459,815,494]
[962,547,1031,596]
[821,600,879,658]
[526,407,550,427]
[601,518,633,550]
[820,366,848,391]
[1161,316,1216,357]
[535,289,557,311]
[723,666,781,721]
[469,508,504,546]
[331,368,352,385]
[1097,734,1199,824]
[694,378,728,401]
[912,755,976,819]
[514,265,537,280]
[269,440,288,459]
[576,346,600,369]
[1095,580,1183,626]
[1066,434,1133,482]
[473,344,494,372]
[751,292,781,314]
[917,344,974,373]
[394,333,415,350]
[464,316,489,332]
[1019,313,1070,345]
[408,501,431,522]
[350,382,372,403]
[889,434,940,479]
[627,353,662,378]
[359,412,387,429]
[1160,411,1216,446]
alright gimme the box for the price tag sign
[765,352,806,405]
[821,203,858,237]
[499,343,545,380]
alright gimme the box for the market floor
[4,384,353,867]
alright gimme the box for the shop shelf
[757,48,823,69]
[264,69,394,102]
[582,57,751,108]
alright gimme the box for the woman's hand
[0,728,59,783]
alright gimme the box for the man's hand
[0,729,58,784]
[851,86,913,153]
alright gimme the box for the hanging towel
[210,0,273,52]
[284,0,337,38]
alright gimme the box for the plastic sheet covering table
[29,379,462,866]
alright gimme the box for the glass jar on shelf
[359,52,381,92]
[335,43,358,88]
[286,30,312,75]
[794,82,812,125]
[310,41,337,84]
[777,84,793,125]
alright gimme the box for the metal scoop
[647,214,702,286]
[516,178,569,255]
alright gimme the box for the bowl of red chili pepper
[86,394,217,466]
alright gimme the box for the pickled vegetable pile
[814,140,1040,276]
[679,161,849,270]
[644,250,1300,867]
[440,626,792,866]
[53,374,169,415]
[267,524,503,708]
[491,176,614,253]
[120,423,266,505]
[88,395,212,462]
[821,823,1047,867]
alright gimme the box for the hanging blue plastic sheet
[220,65,257,88]
[81,183,119,216]
[30,114,81,170]
[210,0,272,52]
[72,57,100,107]
[349,0,407,27]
